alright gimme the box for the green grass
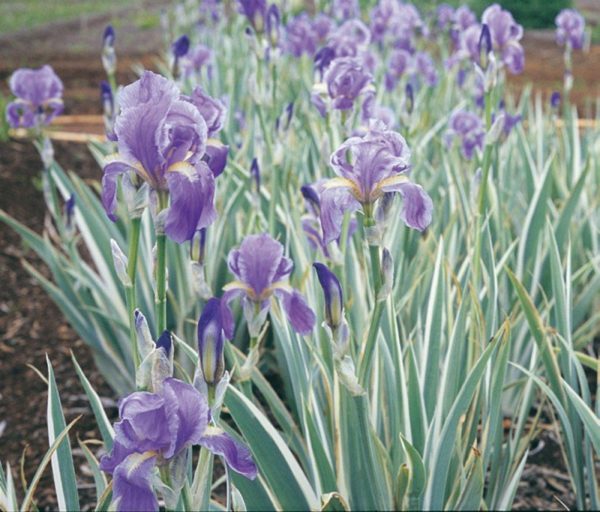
[0,0,143,34]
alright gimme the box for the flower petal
[320,186,361,244]
[200,427,258,480]
[102,159,135,221]
[204,142,229,177]
[161,377,210,456]
[396,182,433,231]
[165,161,217,244]
[275,288,316,334]
[112,452,158,512]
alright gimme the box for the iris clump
[2,1,599,512]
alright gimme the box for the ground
[0,2,596,510]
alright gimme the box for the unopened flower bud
[191,228,207,264]
[63,193,76,240]
[134,309,154,359]
[405,83,414,115]
[378,248,394,301]
[250,157,260,192]
[198,298,226,386]
[110,239,131,287]
[313,263,343,330]
[478,24,492,71]
[172,35,190,58]
[102,25,116,76]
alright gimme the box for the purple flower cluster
[6,65,64,129]
[556,9,585,50]
[101,71,229,243]
[100,378,256,511]
[320,123,433,243]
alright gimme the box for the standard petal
[165,161,217,244]
[160,99,207,166]
[200,427,258,480]
[276,289,316,335]
[396,182,433,231]
[112,453,158,512]
[232,234,285,296]
[320,186,361,244]
[161,378,209,456]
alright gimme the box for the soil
[0,3,598,510]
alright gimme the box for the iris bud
[478,24,492,71]
[378,248,394,301]
[102,25,116,76]
[63,194,76,240]
[198,298,226,386]
[313,263,343,330]
[110,239,131,287]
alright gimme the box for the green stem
[357,214,384,385]
[126,217,142,369]
[472,90,493,289]
[156,193,169,335]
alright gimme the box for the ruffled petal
[112,452,158,512]
[99,440,134,474]
[161,378,209,456]
[5,100,35,129]
[275,288,316,334]
[165,161,217,244]
[320,186,361,244]
[200,428,258,480]
[395,182,433,231]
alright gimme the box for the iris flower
[6,65,63,129]
[222,233,316,337]
[100,378,257,511]
[101,71,221,243]
[555,9,585,50]
[320,123,433,244]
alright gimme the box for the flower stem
[126,217,142,369]
[156,193,169,335]
[472,90,493,289]
[357,214,384,385]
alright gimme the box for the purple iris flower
[324,57,372,110]
[285,14,319,57]
[370,0,398,43]
[100,378,257,511]
[556,9,585,50]
[415,51,438,87]
[481,4,524,74]
[436,4,455,31]
[497,101,521,136]
[239,0,267,32]
[222,234,316,337]
[385,49,411,91]
[550,91,561,109]
[180,44,213,77]
[327,19,371,59]
[101,71,218,243]
[313,14,334,42]
[6,65,63,129]
[320,123,433,244]
[451,5,477,44]
[332,0,360,20]
[445,110,485,160]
